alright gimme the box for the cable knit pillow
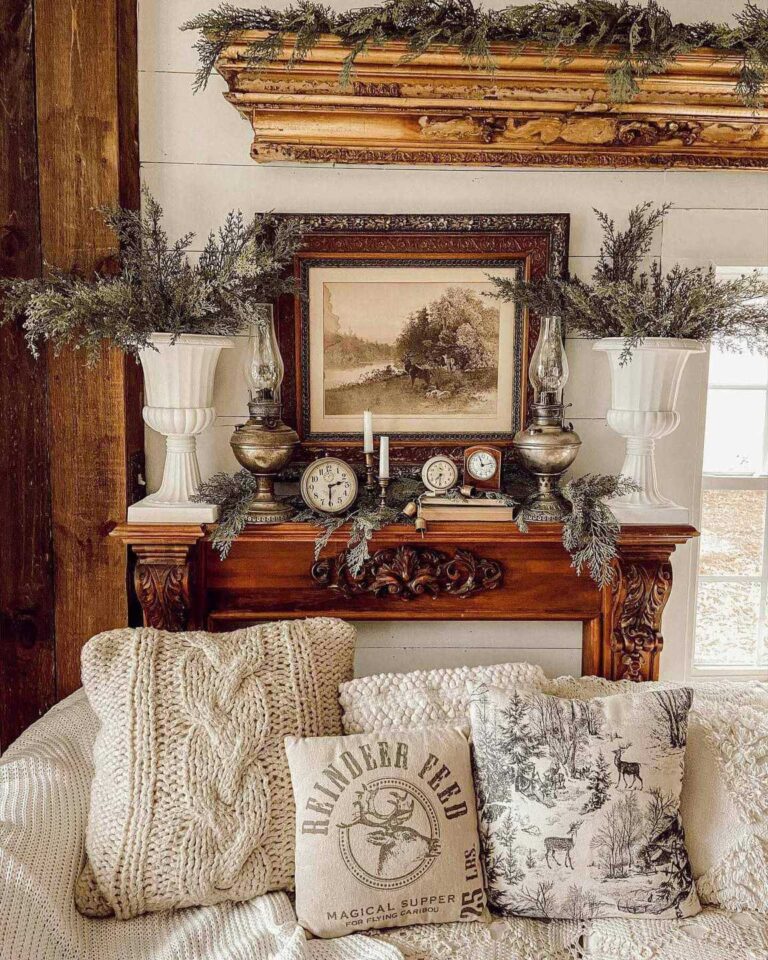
[340,661,547,734]
[286,726,486,937]
[76,618,356,919]
[541,675,768,914]
[469,685,700,920]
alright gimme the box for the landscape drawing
[307,267,519,436]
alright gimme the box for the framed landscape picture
[274,214,569,465]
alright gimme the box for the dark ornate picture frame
[275,214,569,466]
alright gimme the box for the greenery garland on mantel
[183,0,768,106]
[194,467,638,588]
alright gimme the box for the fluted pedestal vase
[593,337,704,524]
[128,333,234,523]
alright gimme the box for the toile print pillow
[468,686,701,921]
[285,726,486,938]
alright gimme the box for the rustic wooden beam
[34,0,143,699]
[216,35,768,169]
[0,0,56,749]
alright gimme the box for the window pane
[699,489,766,577]
[708,344,768,387]
[703,389,766,475]
[694,580,761,666]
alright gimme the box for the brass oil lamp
[513,315,581,521]
[230,304,298,523]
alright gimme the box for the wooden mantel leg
[132,545,195,632]
[604,548,675,682]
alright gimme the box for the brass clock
[300,457,359,514]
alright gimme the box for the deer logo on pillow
[339,779,441,888]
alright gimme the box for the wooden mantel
[215,35,768,169]
[111,521,698,683]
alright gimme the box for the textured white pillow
[77,618,356,919]
[542,675,768,914]
[340,661,547,734]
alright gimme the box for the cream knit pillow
[76,618,356,919]
[340,661,547,734]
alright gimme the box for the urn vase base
[128,496,220,524]
[605,500,690,525]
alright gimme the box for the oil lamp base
[520,482,572,523]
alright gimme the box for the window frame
[689,267,768,680]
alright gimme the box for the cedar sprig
[491,203,768,363]
[561,473,639,586]
[182,0,768,106]
[1,190,304,364]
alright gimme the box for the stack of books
[418,496,514,522]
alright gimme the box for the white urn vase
[593,337,704,524]
[127,333,234,523]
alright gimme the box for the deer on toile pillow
[468,686,701,921]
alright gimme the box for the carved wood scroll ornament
[311,545,503,600]
[133,545,192,631]
[609,556,673,682]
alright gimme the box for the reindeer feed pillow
[285,726,487,938]
[468,686,701,921]
[76,618,356,919]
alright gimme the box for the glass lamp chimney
[244,304,283,405]
[529,315,568,406]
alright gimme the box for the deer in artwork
[612,744,643,789]
[544,820,583,869]
[340,783,441,877]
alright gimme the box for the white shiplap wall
[139,0,768,679]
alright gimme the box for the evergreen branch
[561,473,639,587]
[491,203,768,360]
[0,188,304,363]
[196,465,630,585]
[183,0,768,105]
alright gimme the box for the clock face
[301,458,358,514]
[422,456,459,492]
[467,450,497,481]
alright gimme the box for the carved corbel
[607,551,673,682]
[132,544,194,631]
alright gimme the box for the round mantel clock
[421,455,460,495]
[463,445,502,491]
[300,457,359,514]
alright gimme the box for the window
[692,269,768,676]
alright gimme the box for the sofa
[1,678,766,960]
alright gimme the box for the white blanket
[2,690,766,960]
[0,691,401,960]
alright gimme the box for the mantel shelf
[111,520,697,684]
[215,34,768,169]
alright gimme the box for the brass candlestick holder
[378,476,390,508]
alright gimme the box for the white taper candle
[379,435,390,479]
[363,410,374,454]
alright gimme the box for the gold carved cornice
[215,34,768,169]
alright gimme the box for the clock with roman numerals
[300,457,359,514]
